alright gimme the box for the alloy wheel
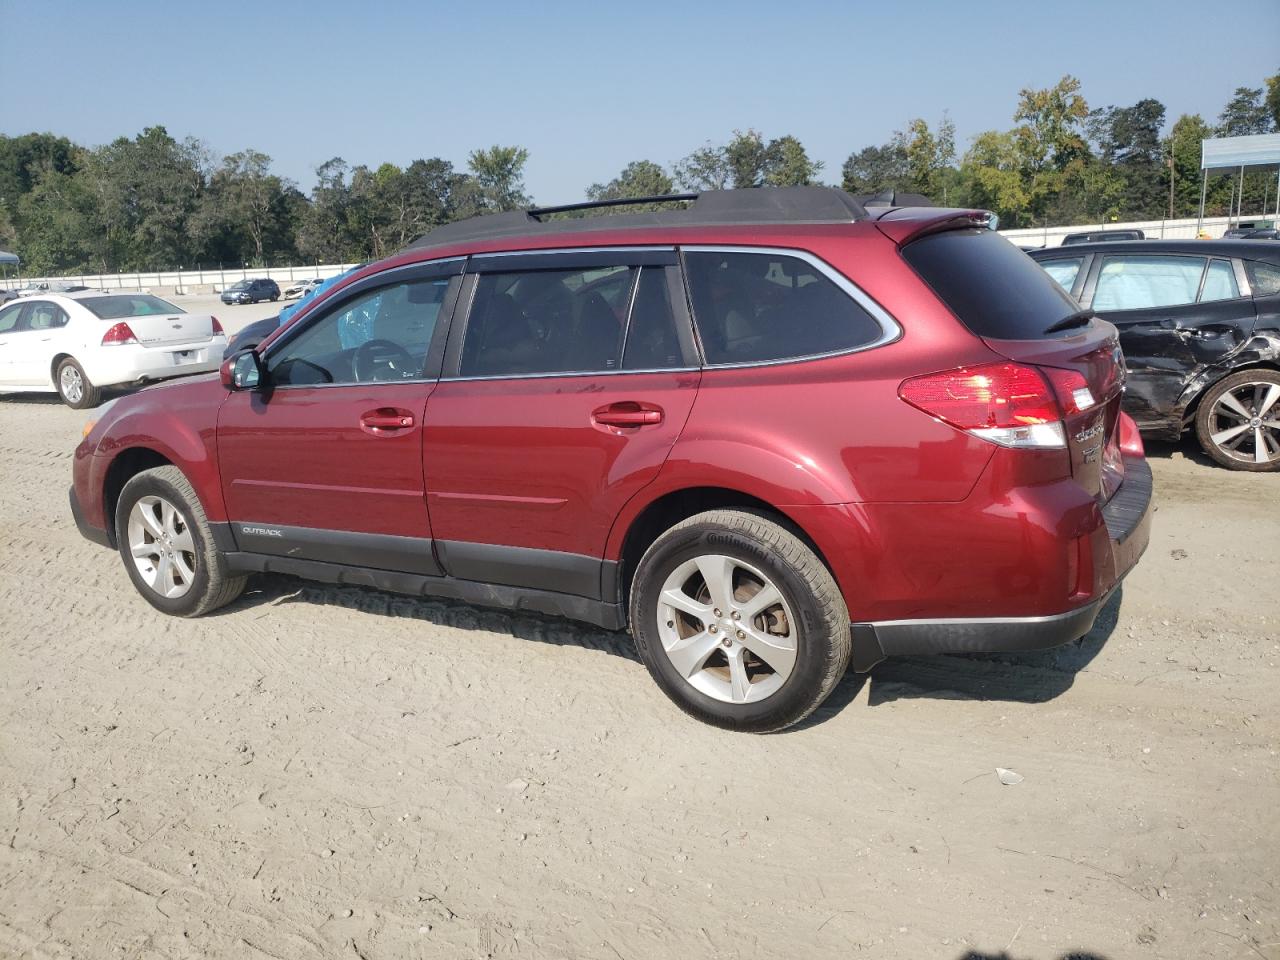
[128,495,197,599]
[1207,381,1280,465]
[656,554,797,704]
[59,365,83,404]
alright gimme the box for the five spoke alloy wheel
[657,553,797,704]
[1197,370,1280,471]
[127,495,197,599]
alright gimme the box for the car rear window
[902,228,1080,339]
[81,295,184,319]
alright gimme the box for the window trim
[680,244,902,369]
[441,250,701,382]
[260,258,464,390]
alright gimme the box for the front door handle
[592,402,664,428]
[360,408,415,434]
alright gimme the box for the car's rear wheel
[115,466,246,616]
[1194,369,1280,471]
[629,509,851,732]
[56,357,100,409]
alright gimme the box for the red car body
[71,195,1152,671]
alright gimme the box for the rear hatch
[80,294,222,348]
[899,226,1127,502]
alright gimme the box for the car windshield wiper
[1043,310,1093,335]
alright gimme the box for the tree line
[1,71,1277,275]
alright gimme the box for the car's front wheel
[115,465,247,616]
[629,509,851,732]
[56,357,101,408]
[1194,369,1280,471]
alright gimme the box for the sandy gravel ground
[0,388,1276,960]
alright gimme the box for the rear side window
[1199,259,1239,303]
[461,266,635,377]
[1245,260,1280,296]
[684,250,885,365]
[902,229,1079,339]
[1093,255,1206,311]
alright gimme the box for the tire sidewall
[115,471,214,616]
[631,521,839,731]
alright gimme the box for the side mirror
[220,350,264,390]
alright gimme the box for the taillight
[899,362,1068,448]
[101,322,138,346]
[211,316,224,336]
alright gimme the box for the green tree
[466,145,530,212]
[899,116,956,196]
[958,130,1030,226]
[1265,71,1280,131]
[763,135,823,187]
[1218,86,1271,136]
[674,142,734,191]
[298,157,355,263]
[1088,99,1167,219]
[586,160,675,207]
[840,142,908,195]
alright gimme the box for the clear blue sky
[3,0,1277,202]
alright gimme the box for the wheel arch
[611,485,836,611]
[1181,358,1280,423]
[102,447,175,547]
[50,352,74,388]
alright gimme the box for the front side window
[1199,259,1239,303]
[1092,255,1207,311]
[1040,257,1085,294]
[460,265,635,377]
[269,277,449,386]
[0,302,24,333]
[684,250,885,364]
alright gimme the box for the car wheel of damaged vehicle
[115,466,247,616]
[629,510,851,733]
[1194,369,1280,471]
[56,357,100,409]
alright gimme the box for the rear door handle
[592,402,664,428]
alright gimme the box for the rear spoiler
[870,207,995,246]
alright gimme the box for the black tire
[55,357,101,409]
[629,509,851,733]
[1194,369,1280,472]
[115,465,247,617]
[270,294,279,302]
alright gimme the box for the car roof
[405,186,871,254]
[1031,238,1280,264]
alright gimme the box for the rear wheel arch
[1182,360,1280,424]
[49,352,73,387]
[614,486,835,613]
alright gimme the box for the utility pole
[1168,153,1175,220]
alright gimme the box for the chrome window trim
[469,245,677,260]
[680,244,902,370]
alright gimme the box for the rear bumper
[83,340,226,387]
[849,455,1153,670]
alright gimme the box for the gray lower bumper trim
[850,590,1112,669]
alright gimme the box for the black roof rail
[405,186,872,252]
[527,194,698,219]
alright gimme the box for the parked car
[70,187,1152,731]
[15,281,91,297]
[282,277,325,300]
[1061,229,1145,246]
[1031,240,1280,470]
[220,278,280,305]
[1223,228,1279,240]
[0,292,226,408]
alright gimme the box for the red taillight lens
[899,362,1062,430]
[211,316,224,335]
[1040,366,1095,416]
[101,322,138,346]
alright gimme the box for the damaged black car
[1032,240,1280,471]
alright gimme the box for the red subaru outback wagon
[70,187,1152,731]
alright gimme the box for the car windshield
[229,281,251,291]
[81,295,184,319]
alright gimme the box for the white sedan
[0,292,227,408]
[282,277,325,299]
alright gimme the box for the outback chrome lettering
[241,525,284,538]
[1075,421,1104,444]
